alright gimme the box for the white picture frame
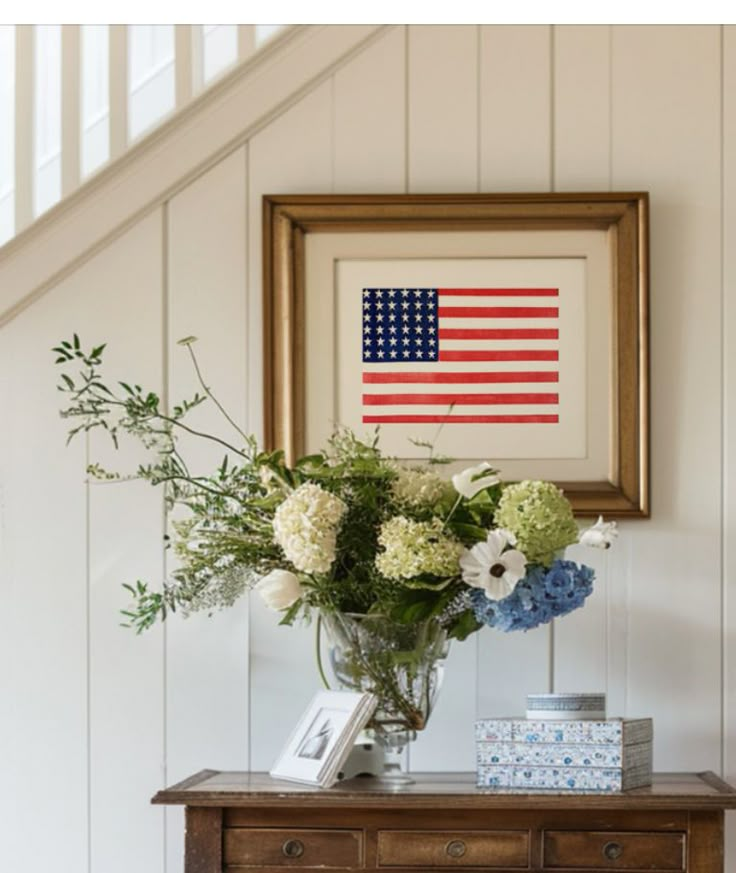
[269,690,376,787]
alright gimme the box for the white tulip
[451,462,500,500]
[579,516,618,549]
[255,569,304,611]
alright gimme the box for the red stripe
[439,308,558,321]
[439,328,559,341]
[440,350,559,362]
[363,393,559,406]
[438,288,559,297]
[363,414,559,424]
[363,371,558,384]
[438,327,558,340]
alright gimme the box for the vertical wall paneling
[166,148,249,873]
[551,25,613,698]
[723,21,736,861]
[0,264,90,871]
[333,25,406,193]
[473,24,554,735]
[405,23,479,771]
[86,211,165,873]
[611,25,722,770]
[407,25,478,192]
[552,25,611,190]
[479,25,551,191]
[247,81,334,770]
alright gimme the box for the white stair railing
[0,23,286,247]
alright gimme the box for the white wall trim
[0,24,389,326]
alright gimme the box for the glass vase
[320,611,449,785]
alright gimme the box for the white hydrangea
[375,516,463,581]
[273,482,347,574]
[392,466,448,507]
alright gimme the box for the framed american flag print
[263,193,649,517]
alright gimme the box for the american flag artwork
[361,287,560,425]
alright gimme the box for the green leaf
[448,522,487,542]
[73,333,80,349]
[447,609,483,641]
[61,374,75,389]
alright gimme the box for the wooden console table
[153,771,736,872]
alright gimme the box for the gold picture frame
[263,193,649,518]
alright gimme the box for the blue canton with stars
[362,288,439,363]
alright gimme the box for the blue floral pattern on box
[470,559,595,632]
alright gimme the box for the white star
[389,324,397,333]
[429,338,436,346]
[403,336,410,345]
[376,288,384,296]
[402,289,410,297]
[403,350,410,357]
[376,300,384,310]
[376,314,384,322]
[364,326,371,335]
[427,300,436,308]
[363,289,371,298]
[390,337,397,346]
[416,349,423,358]
[377,325,384,334]
[378,338,384,346]
[402,300,410,310]
[389,313,396,321]
[389,300,396,310]
[413,289,423,297]
[428,326,436,334]
[402,313,410,322]
[363,301,371,310]
[403,325,410,334]
[388,289,396,298]
[414,324,423,333]
[390,350,397,358]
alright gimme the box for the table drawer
[543,830,685,870]
[223,827,363,868]
[377,830,529,867]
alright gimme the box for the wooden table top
[152,771,736,811]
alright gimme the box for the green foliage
[54,335,575,644]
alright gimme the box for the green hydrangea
[494,480,578,566]
[376,516,463,581]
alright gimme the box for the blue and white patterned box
[475,718,652,792]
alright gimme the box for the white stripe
[437,317,559,330]
[362,382,558,396]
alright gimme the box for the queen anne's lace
[273,483,347,574]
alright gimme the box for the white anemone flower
[579,516,618,549]
[451,462,500,500]
[459,529,527,600]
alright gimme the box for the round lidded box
[526,692,606,721]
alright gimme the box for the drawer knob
[446,839,467,859]
[282,839,305,859]
[602,841,623,861]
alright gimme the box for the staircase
[0,24,286,247]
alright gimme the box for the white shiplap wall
[1,24,735,872]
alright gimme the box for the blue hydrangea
[470,559,595,632]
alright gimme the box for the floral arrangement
[53,335,617,644]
